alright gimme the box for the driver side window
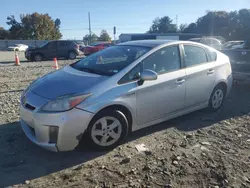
[46,41,56,49]
[118,64,141,84]
[142,45,181,74]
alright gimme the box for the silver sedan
[20,40,233,152]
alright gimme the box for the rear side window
[206,48,217,61]
[183,45,208,67]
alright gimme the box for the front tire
[86,110,128,151]
[208,84,226,111]
[34,54,42,62]
[68,51,77,60]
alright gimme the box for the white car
[8,44,29,51]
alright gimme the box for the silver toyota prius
[20,40,233,152]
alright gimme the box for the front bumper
[21,120,58,152]
[25,52,32,60]
[20,91,94,152]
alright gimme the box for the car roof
[117,40,178,48]
[189,38,201,41]
[92,41,111,44]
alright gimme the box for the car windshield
[71,45,151,76]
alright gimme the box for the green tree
[179,24,188,33]
[98,30,111,41]
[6,15,23,39]
[6,13,62,40]
[83,33,98,45]
[183,9,250,41]
[0,27,9,39]
[183,23,197,33]
[148,16,177,33]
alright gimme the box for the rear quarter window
[206,48,217,61]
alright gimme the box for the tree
[179,24,188,33]
[6,15,23,39]
[182,9,250,41]
[0,27,9,39]
[6,13,62,40]
[83,33,98,45]
[98,30,111,41]
[183,23,197,33]
[148,16,177,33]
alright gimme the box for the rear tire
[86,110,128,151]
[208,84,226,112]
[68,51,77,60]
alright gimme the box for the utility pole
[88,12,92,45]
[113,26,116,44]
[176,15,178,32]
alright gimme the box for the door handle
[207,69,214,75]
[175,78,185,85]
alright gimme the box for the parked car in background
[223,41,244,49]
[221,41,250,83]
[83,41,113,55]
[230,41,249,49]
[20,40,232,152]
[8,44,29,51]
[189,37,223,50]
[25,40,80,61]
[75,41,85,52]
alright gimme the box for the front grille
[25,103,36,111]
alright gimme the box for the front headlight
[26,51,31,55]
[40,93,91,112]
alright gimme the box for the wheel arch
[32,52,44,60]
[214,80,228,95]
[88,104,133,133]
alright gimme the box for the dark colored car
[221,41,250,83]
[83,42,113,55]
[25,40,80,61]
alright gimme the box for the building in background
[119,33,201,43]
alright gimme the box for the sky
[0,0,249,40]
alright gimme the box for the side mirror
[138,69,158,85]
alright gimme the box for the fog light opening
[49,126,59,144]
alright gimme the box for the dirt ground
[0,59,250,188]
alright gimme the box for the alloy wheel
[91,116,122,147]
[212,89,224,109]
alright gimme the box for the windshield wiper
[74,66,112,76]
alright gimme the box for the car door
[57,41,69,58]
[136,45,186,125]
[182,44,216,108]
[42,41,57,59]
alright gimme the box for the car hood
[29,66,107,99]
[27,47,39,51]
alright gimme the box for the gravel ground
[0,51,26,63]
[0,60,250,188]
